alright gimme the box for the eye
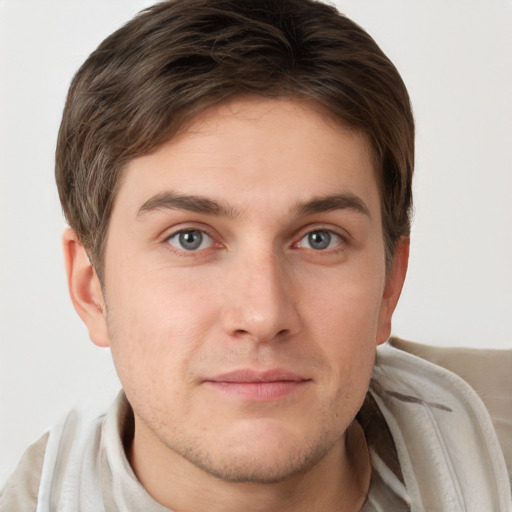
[297,229,343,251]
[166,229,213,251]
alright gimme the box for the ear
[376,236,410,345]
[62,227,110,347]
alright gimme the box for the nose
[221,249,301,344]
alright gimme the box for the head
[56,0,414,281]
[58,0,414,500]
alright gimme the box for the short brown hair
[56,0,414,280]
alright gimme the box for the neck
[128,420,370,512]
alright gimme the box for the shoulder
[0,431,49,511]
[0,406,108,512]
[373,338,512,511]
[388,336,512,473]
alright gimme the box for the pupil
[179,230,202,250]
[308,231,331,250]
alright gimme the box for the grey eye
[167,230,212,251]
[298,230,342,251]
[307,231,332,250]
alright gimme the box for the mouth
[203,369,311,401]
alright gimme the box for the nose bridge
[222,245,299,342]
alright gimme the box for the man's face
[89,98,405,483]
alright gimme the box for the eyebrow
[137,190,371,220]
[137,191,241,219]
[296,193,371,218]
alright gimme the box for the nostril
[231,328,289,342]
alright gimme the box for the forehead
[115,97,380,220]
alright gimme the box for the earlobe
[376,236,410,345]
[62,228,110,348]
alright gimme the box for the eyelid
[298,230,342,248]
[162,222,217,241]
[162,223,224,254]
[166,229,213,251]
[299,231,344,252]
[292,224,350,247]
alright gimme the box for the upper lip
[205,369,309,383]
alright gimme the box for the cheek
[301,264,384,380]
[103,267,221,387]
[305,265,385,337]
[108,259,220,330]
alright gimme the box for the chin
[176,421,341,484]
[186,448,329,484]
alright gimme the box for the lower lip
[205,381,308,400]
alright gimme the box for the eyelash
[165,228,219,254]
[295,229,345,252]
[164,226,347,255]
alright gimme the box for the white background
[1,0,511,484]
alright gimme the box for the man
[1,0,510,510]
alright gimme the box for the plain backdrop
[1,0,511,484]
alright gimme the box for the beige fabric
[389,337,512,486]
[0,431,49,511]
[374,342,511,510]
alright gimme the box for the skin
[64,97,409,512]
